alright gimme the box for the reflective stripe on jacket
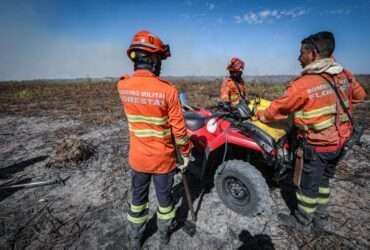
[117,69,192,174]
[220,78,246,106]
[260,70,366,146]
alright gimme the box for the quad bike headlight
[206,118,218,133]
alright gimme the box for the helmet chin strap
[134,62,152,71]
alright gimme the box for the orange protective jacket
[117,70,192,174]
[220,78,246,106]
[258,70,366,147]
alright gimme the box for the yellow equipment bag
[248,98,291,142]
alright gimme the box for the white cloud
[234,8,309,24]
[234,15,243,24]
[327,9,352,15]
[206,2,215,11]
[259,10,271,18]
[319,8,353,16]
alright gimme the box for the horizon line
[2,73,370,82]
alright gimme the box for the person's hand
[177,154,190,172]
[256,110,268,123]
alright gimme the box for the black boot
[278,210,313,232]
[157,219,173,246]
[127,223,145,250]
[312,204,330,231]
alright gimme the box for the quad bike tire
[215,160,272,217]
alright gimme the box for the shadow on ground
[238,230,275,250]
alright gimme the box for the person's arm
[257,81,307,122]
[350,76,367,103]
[344,70,367,103]
[167,87,192,156]
[241,81,246,98]
[220,79,230,103]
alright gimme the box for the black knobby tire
[215,160,271,217]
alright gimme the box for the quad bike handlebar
[180,91,259,122]
[217,97,257,121]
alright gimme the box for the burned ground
[0,78,369,250]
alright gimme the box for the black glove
[218,101,231,111]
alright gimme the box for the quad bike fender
[207,130,263,152]
[195,134,263,180]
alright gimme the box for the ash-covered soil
[0,80,369,250]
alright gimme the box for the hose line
[216,126,229,176]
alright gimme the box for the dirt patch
[47,136,95,168]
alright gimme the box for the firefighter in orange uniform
[220,57,247,106]
[117,31,192,249]
[256,31,366,230]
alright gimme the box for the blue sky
[1,0,370,80]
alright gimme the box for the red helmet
[127,30,171,60]
[227,57,245,72]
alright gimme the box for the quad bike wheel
[215,160,271,217]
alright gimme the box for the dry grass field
[0,76,369,250]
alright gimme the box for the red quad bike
[180,93,293,217]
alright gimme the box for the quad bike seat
[248,99,290,141]
[184,111,206,131]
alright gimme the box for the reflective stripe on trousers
[297,149,341,215]
[127,202,149,225]
[157,205,176,221]
[317,186,330,204]
[297,192,317,214]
